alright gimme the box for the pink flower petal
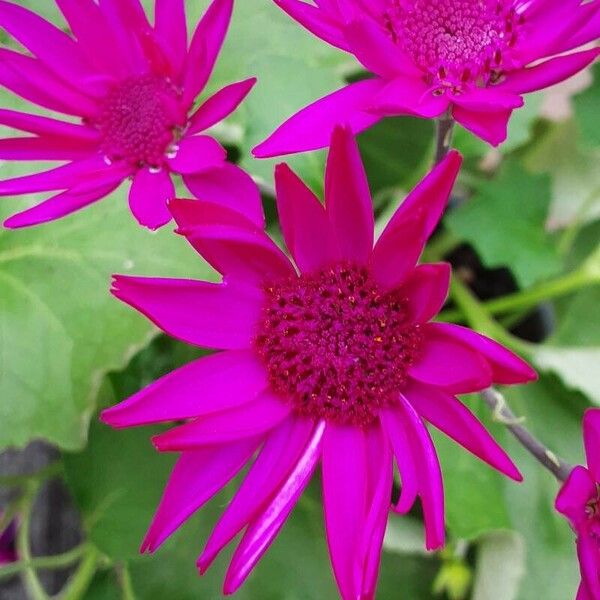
[222,420,325,594]
[198,416,314,573]
[555,466,596,525]
[380,397,445,550]
[183,163,265,229]
[167,135,226,175]
[111,276,264,350]
[451,104,512,147]
[101,350,268,428]
[0,0,92,84]
[188,78,257,135]
[577,581,592,600]
[578,533,600,600]
[584,409,600,482]
[180,223,295,285]
[0,137,96,161]
[273,0,348,51]
[431,323,537,385]
[274,163,339,273]
[322,424,368,600]
[379,150,461,242]
[183,0,233,107]
[404,379,521,481]
[0,109,99,141]
[151,390,290,451]
[141,438,260,553]
[252,79,384,158]
[408,323,493,394]
[396,263,451,324]
[128,167,174,230]
[369,212,429,290]
[325,126,374,263]
[500,49,600,96]
[4,164,129,229]
[154,0,187,76]
[169,198,258,231]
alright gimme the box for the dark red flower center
[255,263,423,427]
[384,0,523,86]
[94,75,183,167]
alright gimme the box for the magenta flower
[0,514,17,565]
[0,0,263,230]
[254,0,600,155]
[101,127,535,598]
[556,410,600,600]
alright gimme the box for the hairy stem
[481,387,573,481]
[434,114,455,164]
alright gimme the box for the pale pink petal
[404,379,521,481]
[128,167,174,230]
[111,276,264,350]
[183,0,233,107]
[252,79,385,158]
[408,323,493,394]
[344,18,421,78]
[451,104,512,147]
[381,398,445,550]
[4,165,129,229]
[0,137,95,161]
[555,466,596,525]
[101,350,268,428]
[167,135,226,175]
[274,163,339,273]
[198,416,314,572]
[180,223,295,285]
[0,49,99,117]
[0,109,99,141]
[396,263,451,324]
[322,424,368,600]
[154,0,187,76]
[222,420,326,594]
[188,78,257,135]
[379,150,461,240]
[431,323,537,385]
[584,410,600,482]
[183,163,265,228]
[141,438,260,553]
[151,390,290,451]
[0,0,93,84]
[273,0,348,51]
[369,212,428,290]
[325,126,374,263]
[499,49,600,96]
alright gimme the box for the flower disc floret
[255,262,423,426]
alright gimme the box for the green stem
[117,563,137,600]
[0,544,87,581]
[59,545,100,600]
[440,266,598,323]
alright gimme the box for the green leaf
[574,63,600,149]
[447,160,562,287]
[0,184,211,451]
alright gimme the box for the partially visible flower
[0,0,263,230]
[254,0,600,156]
[101,127,535,599]
[0,514,17,565]
[556,409,600,600]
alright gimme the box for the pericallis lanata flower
[0,0,263,230]
[253,0,600,155]
[101,126,536,599]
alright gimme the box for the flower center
[586,485,600,543]
[94,75,183,167]
[255,263,423,426]
[385,0,522,86]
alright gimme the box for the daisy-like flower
[102,127,535,598]
[254,0,600,156]
[556,410,600,600]
[0,0,263,230]
[0,514,17,565]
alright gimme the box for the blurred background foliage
[0,1,599,599]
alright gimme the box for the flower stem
[59,545,101,600]
[434,113,455,164]
[480,387,573,482]
[0,544,88,581]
